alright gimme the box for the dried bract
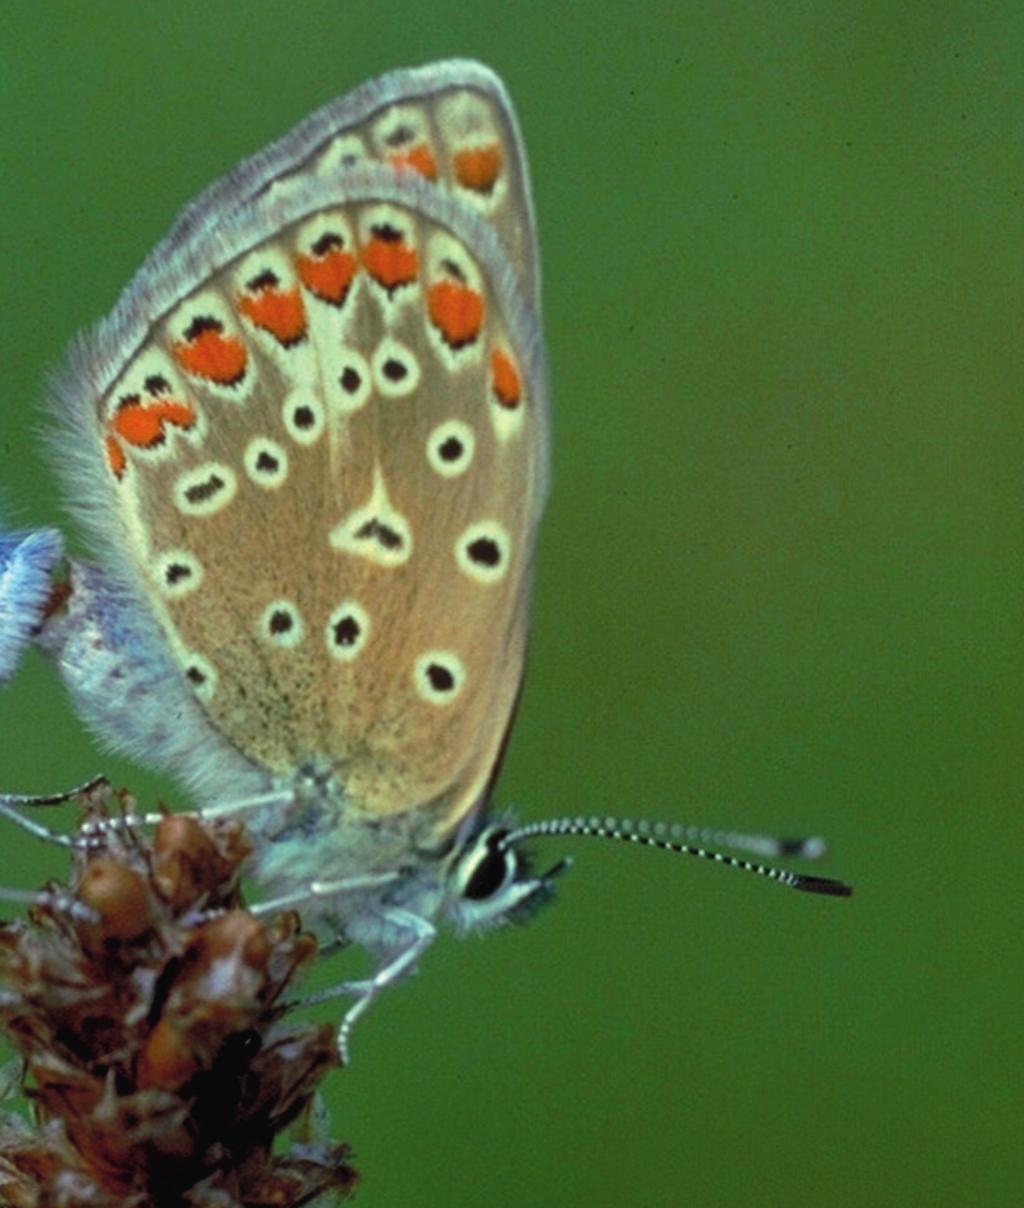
[0,782,356,1207]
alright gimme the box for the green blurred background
[1,3,1021,1205]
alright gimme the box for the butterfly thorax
[242,763,465,942]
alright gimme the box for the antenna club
[793,876,854,898]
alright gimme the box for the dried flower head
[0,780,357,1207]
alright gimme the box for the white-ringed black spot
[155,550,203,598]
[426,419,475,478]
[186,665,206,685]
[371,338,420,398]
[325,600,370,661]
[355,517,404,551]
[334,615,360,645]
[467,537,501,567]
[175,463,238,516]
[244,437,288,489]
[329,467,412,566]
[260,600,304,648]
[427,663,454,692]
[269,610,293,634]
[330,349,371,414]
[283,389,325,445]
[414,651,465,703]
[184,474,225,505]
[455,521,510,584]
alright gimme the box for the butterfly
[0,59,850,1059]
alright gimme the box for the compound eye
[462,836,515,901]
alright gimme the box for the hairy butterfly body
[19,62,555,1045]
[2,59,850,1057]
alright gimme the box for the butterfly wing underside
[61,62,548,844]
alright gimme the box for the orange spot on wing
[106,434,127,478]
[238,286,307,346]
[428,280,484,349]
[106,395,196,479]
[362,238,418,291]
[296,248,358,305]
[454,144,503,193]
[112,399,195,449]
[491,349,522,409]
[388,143,438,180]
[173,329,247,386]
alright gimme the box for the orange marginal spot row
[453,144,503,194]
[362,236,419,291]
[491,348,522,409]
[388,142,438,181]
[237,285,308,346]
[105,435,127,478]
[112,397,196,448]
[296,246,359,305]
[173,326,248,386]
[106,395,196,478]
[427,280,485,348]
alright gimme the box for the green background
[1,3,1021,1205]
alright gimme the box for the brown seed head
[0,782,356,1207]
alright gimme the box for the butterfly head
[443,817,571,932]
[437,804,853,936]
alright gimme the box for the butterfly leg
[0,883,99,924]
[13,786,297,850]
[0,528,64,684]
[301,909,437,1063]
[0,777,131,850]
[337,911,437,1063]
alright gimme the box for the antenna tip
[793,874,854,898]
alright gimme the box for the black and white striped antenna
[500,815,852,897]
